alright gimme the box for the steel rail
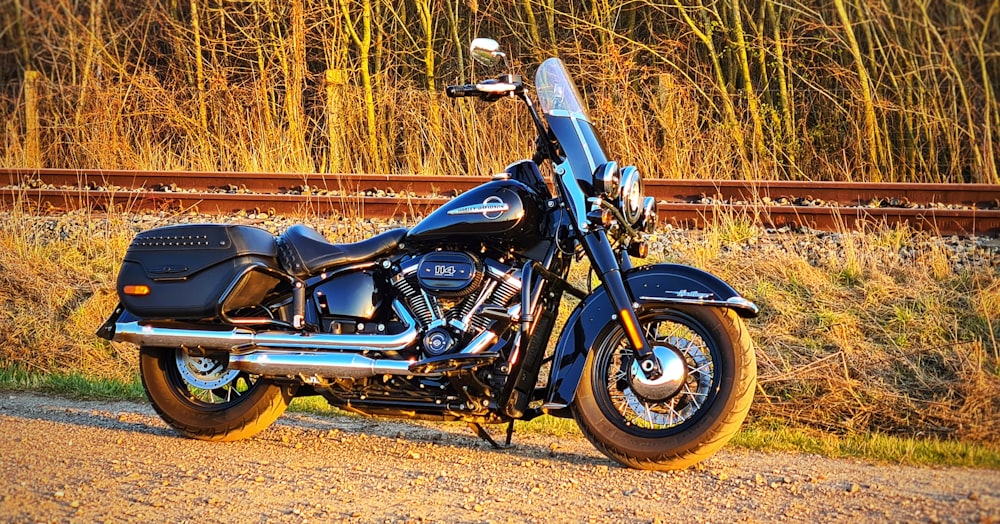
[5,168,999,206]
[648,179,1000,209]
[3,168,999,236]
[0,189,448,220]
[659,202,999,236]
[1,169,472,196]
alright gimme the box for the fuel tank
[406,179,546,248]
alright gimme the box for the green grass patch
[515,414,583,437]
[0,366,145,401]
[289,395,344,417]
[735,418,1000,470]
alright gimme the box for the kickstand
[469,421,515,449]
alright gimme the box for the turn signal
[586,208,612,227]
[627,241,648,259]
[123,285,151,296]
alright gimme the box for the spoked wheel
[571,305,756,470]
[139,346,295,441]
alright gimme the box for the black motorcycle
[98,39,758,470]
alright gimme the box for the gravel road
[1,392,997,523]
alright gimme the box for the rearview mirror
[470,38,505,67]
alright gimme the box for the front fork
[555,164,662,380]
[580,227,663,379]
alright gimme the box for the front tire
[571,306,755,470]
[139,346,295,441]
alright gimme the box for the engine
[391,252,521,358]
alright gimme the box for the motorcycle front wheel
[571,305,755,470]
[139,346,295,441]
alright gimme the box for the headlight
[639,196,657,232]
[618,165,643,225]
[592,161,619,196]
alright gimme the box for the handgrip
[445,84,480,98]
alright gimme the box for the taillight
[122,285,151,296]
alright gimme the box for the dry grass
[0,203,132,378]
[655,211,1000,444]
[1,1,997,182]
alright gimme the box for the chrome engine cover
[392,255,522,358]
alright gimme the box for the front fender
[542,263,758,414]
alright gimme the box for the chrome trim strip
[638,295,760,314]
[638,295,726,306]
[546,108,590,122]
[569,114,597,174]
[725,296,761,314]
[545,109,597,172]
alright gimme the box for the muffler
[224,326,499,379]
[226,350,432,378]
[111,300,418,353]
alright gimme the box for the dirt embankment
[1,392,998,523]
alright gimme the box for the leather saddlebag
[116,224,281,320]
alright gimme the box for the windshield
[534,58,608,192]
[535,58,591,121]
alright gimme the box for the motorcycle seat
[277,224,408,277]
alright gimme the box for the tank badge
[446,196,509,220]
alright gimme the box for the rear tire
[139,346,295,441]
[571,306,755,470]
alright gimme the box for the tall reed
[0,1,997,180]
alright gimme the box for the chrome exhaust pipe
[226,351,434,378]
[228,327,499,379]
[111,299,500,379]
[111,300,418,353]
[459,329,499,354]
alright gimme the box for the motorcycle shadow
[273,410,618,468]
[2,393,617,468]
[1,392,177,438]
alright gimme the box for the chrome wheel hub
[628,344,687,401]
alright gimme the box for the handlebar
[446,75,523,99]
[445,84,482,98]
[445,73,556,163]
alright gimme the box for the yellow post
[24,70,41,168]
[325,68,347,173]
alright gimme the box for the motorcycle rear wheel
[139,346,295,441]
[571,305,755,470]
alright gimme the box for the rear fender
[542,263,758,414]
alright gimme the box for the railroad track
[2,168,999,236]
